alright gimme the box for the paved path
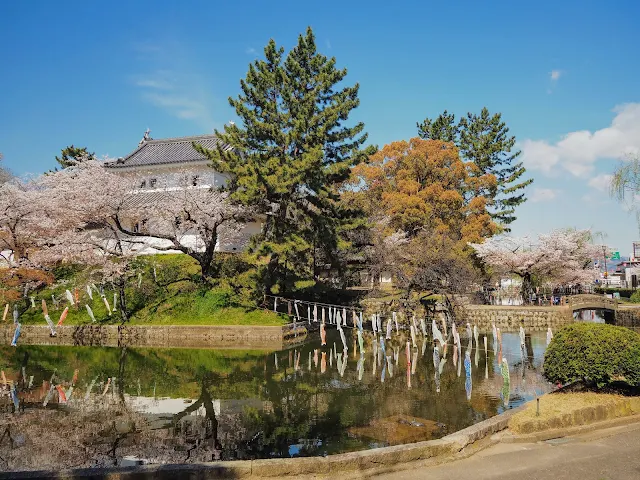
[374,424,640,480]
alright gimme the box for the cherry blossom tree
[113,170,250,280]
[0,153,12,185]
[34,165,141,320]
[469,229,601,300]
[371,226,480,301]
[40,160,249,283]
[0,179,46,266]
[0,160,250,320]
[0,177,56,307]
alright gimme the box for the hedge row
[594,287,635,298]
[543,322,640,389]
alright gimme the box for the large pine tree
[416,110,458,143]
[196,27,374,294]
[55,145,95,169]
[417,108,532,230]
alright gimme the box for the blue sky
[1,1,639,254]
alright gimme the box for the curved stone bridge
[566,294,618,311]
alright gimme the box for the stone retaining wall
[0,324,307,350]
[615,307,640,328]
[360,302,574,333]
[460,305,573,332]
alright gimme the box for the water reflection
[0,329,552,471]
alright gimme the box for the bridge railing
[566,294,618,310]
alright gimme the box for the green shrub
[544,323,640,388]
[594,287,635,299]
[630,291,640,303]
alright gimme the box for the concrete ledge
[0,407,524,479]
[502,413,640,443]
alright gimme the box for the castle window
[192,175,200,186]
[139,180,146,189]
[149,178,157,188]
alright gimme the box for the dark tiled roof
[104,134,230,169]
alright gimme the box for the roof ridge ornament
[138,128,152,147]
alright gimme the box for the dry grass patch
[509,392,640,434]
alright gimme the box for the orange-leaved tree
[345,138,498,295]
[349,138,498,245]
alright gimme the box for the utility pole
[594,232,609,285]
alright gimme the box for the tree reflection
[170,375,223,461]
[0,330,552,470]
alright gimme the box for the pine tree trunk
[264,206,287,295]
[265,253,279,295]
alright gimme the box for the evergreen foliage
[196,27,375,294]
[417,108,532,230]
[416,110,458,143]
[593,287,635,299]
[543,323,640,389]
[55,145,95,169]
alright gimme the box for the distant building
[104,132,229,190]
[103,132,262,254]
[615,260,640,288]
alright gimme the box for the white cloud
[581,192,609,206]
[134,78,173,90]
[587,174,613,192]
[245,47,257,55]
[142,91,211,121]
[530,188,560,203]
[131,43,217,130]
[547,70,563,94]
[520,103,640,177]
[326,39,332,50]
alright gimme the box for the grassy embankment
[5,254,286,327]
[509,392,640,434]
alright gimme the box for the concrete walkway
[374,423,640,480]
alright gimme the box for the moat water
[0,328,551,471]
